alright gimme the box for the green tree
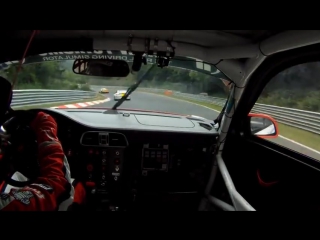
[0,61,92,91]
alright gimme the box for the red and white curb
[51,98,110,109]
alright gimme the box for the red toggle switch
[87,164,94,172]
[85,181,95,188]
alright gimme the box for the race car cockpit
[0,30,283,211]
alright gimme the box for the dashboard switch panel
[142,144,169,172]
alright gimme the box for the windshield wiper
[213,104,226,129]
[112,65,156,110]
[213,85,233,129]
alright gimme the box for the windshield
[0,51,230,120]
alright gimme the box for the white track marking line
[278,135,320,154]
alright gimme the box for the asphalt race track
[92,89,218,119]
[91,87,320,161]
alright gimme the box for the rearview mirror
[72,59,130,77]
[248,113,279,139]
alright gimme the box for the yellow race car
[99,88,109,93]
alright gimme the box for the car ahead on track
[1,30,320,213]
[114,90,131,101]
[99,88,109,93]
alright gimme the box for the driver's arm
[0,112,74,211]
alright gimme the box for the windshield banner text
[0,50,228,79]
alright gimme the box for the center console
[79,131,128,210]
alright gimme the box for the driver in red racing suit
[0,111,86,211]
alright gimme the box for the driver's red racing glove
[0,112,74,211]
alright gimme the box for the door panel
[223,134,320,211]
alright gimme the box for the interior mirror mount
[248,113,279,139]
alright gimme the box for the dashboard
[42,108,219,211]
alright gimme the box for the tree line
[0,61,91,91]
[258,62,320,112]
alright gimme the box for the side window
[253,61,320,161]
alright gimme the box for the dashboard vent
[81,132,99,145]
[109,133,128,147]
[81,131,128,147]
[199,123,213,130]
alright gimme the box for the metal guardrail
[100,86,320,135]
[11,89,97,107]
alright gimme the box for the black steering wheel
[0,110,39,187]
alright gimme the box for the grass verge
[147,92,320,152]
[12,93,106,110]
